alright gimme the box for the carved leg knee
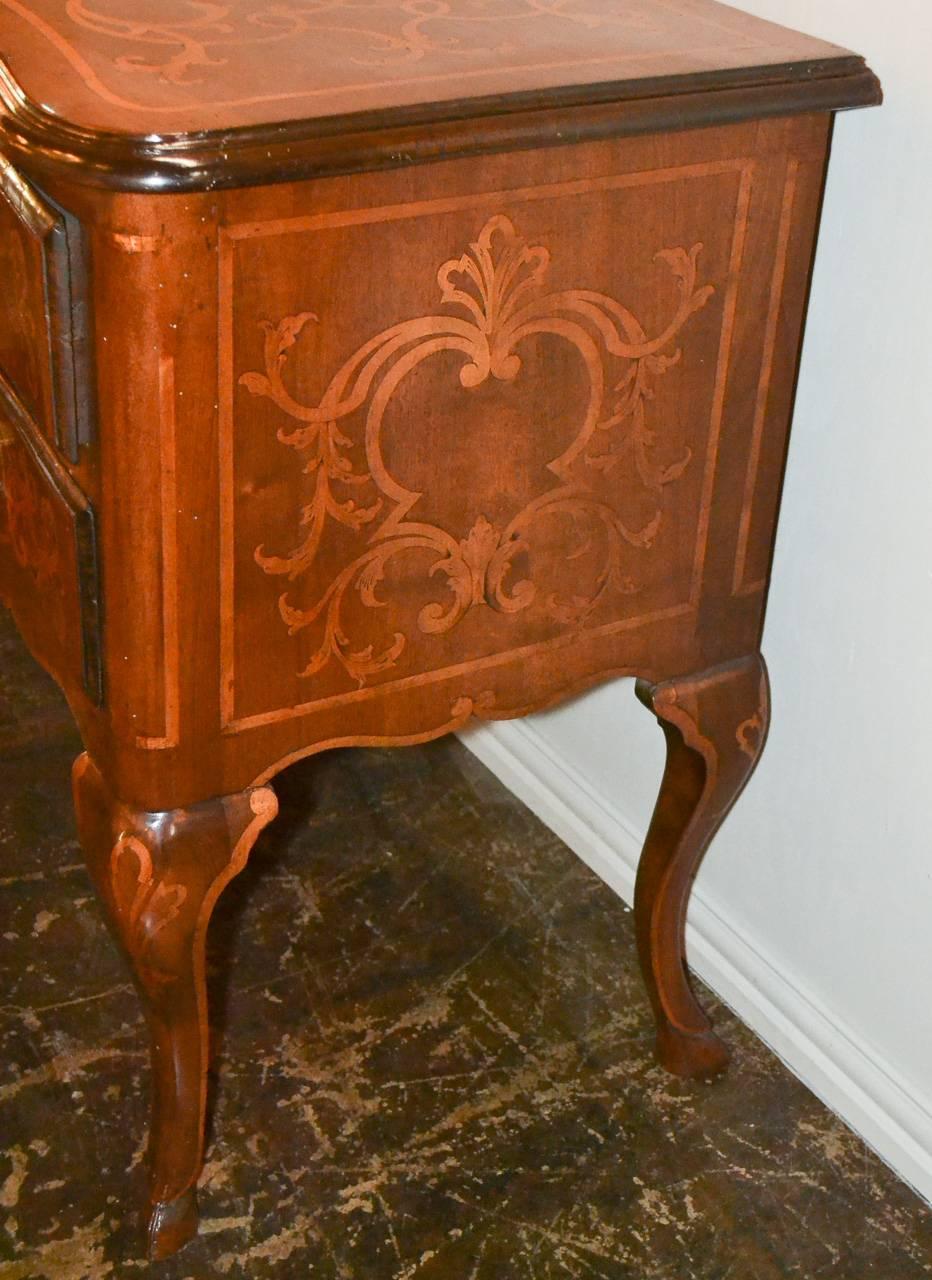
[634,654,769,1078]
[71,754,278,1260]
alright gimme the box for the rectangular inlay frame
[218,157,758,733]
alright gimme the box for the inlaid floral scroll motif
[63,0,665,85]
[240,213,714,685]
[736,673,769,758]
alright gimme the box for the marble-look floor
[1,606,930,1279]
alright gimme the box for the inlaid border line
[136,355,180,749]
[225,159,751,242]
[219,242,238,730]
[0,0,773,119]
[732,156,800,597]
[219,158,749,733]
[688,159,755,607]
[228,602,696,735]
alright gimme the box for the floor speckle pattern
[1,606,930,1278]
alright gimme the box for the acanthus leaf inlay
[240,213,713,686]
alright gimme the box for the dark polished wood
[0,0,879,1260]
[0,54,880,195]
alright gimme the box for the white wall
[464,0,932,1202]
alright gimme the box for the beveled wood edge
[0,149,55,234]
[0,155,95,461]
[48,191,97,460]
[0,370,103,704]
[0,55,881,194]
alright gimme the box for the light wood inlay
[136,355,181,751]
[732,157,799,597]
[0,0,850,132]
[689,159,754,606]
[220,155,751,731]
[0,2,878,1258]
[241,214,712,684]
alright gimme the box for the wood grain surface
[0,1,881,1258]
[0,1,879,192]
[0,155,94,461]
[0,108,847,1259]
[0,0,852,131]
[0,372,101,705]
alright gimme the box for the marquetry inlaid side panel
[220,157,766,730]
[0,0,848,134]
[45,115,830,807]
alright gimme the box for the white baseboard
[461,718,932,1207]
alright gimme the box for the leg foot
[655,1022,730,1080]
[147,1188,199,1262]
[634,654,769,1078]
[71,755,278,1260]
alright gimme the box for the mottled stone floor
[1,608,931,1279]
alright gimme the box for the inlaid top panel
[0,0,853,135]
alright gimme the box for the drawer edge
[0,372,103,705]
[0,155,96,462]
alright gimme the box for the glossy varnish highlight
[1,0,857,130]
[0,1,879,190]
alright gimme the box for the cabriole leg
[634,654,769,1078]
[71,754,278,1260]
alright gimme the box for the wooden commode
[0,0,880,1259]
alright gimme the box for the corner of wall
[460,718,932,1207]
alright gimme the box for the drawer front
[217,118,828,736]
[0,157,94,463]
[0,378,102,704]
